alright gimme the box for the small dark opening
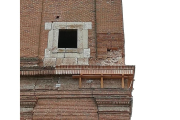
[107,48,111,52]
[58,29,77,48]
[56,16,59,19]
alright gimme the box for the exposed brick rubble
[20,0,135,120]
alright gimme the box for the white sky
[123,0,180,119]
[0,0,180,119]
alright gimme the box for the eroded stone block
[57,53,65,58]
[47,30,53,48]
[51,53,64,58]
[52,29,59,49]
[45,22,52,30]
[63,58,77,65]
[50,53,57,57]
[77,48,84,53]
[53,22,67,29]
[45,49,51,57]
[82,30,88,48]
[67,22,84,29]
[77,29,83,48]
[65,53,80,58]
[84,22,92,29]
[20,108,33,113]
[57,48,65,53]
[56,58,63,66]
[78,58,89,65]
[65,48,77,53]
[84,48,90,58]
[43,58,56,67]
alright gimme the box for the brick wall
[20,0,43,57]
[33,98,98,120]
[20,75,128,90]
[96,0,125,65]
[20,1,132,120]
[38,0,96,62]
[20,0,125,66]
[20,76,132,120]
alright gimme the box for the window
[44,22,92,66]
[58,29,77,48]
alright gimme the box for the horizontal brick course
[33,98,98,120]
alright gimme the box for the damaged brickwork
[21,0,125,66]
[21,75,132,120]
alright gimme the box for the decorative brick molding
[20,57,39,67]
[20,84,132,120]
[44,22,92,66]
[20,65,135,75]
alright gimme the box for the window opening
[58,29,77,48]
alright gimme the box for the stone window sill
[52,48,78,53]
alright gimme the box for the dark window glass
[58,29,77,48]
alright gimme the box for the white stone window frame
[44,22,92,58]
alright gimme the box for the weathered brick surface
[20,0,134,119]
[99,113,130,120]
[38,0,96,60]
[96,0,123,33]
[20,76,128,90]
[77,58,89,65]
[20,76,132,120]
[33,98,98,120]
[20,0,125,65]
[96,0,125,64]
[20,0,42,57]
[20,79,36,89]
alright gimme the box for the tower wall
[21,0,125,66]
[20,0,135,120]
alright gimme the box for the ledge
[20,65,135,76]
